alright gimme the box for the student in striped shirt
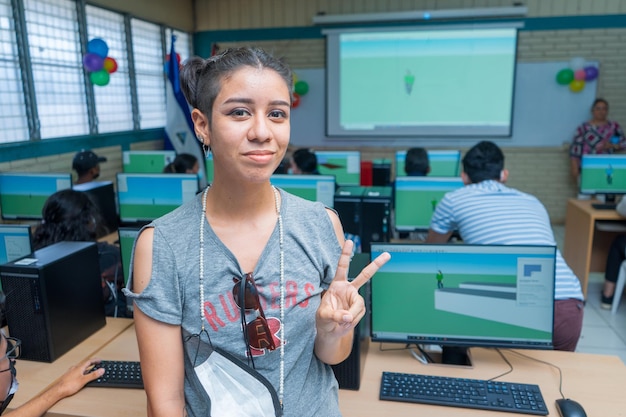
[426,141,585,352]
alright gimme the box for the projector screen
[324,24,519,137]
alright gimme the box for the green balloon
[556,68,574,85]
[294,80,309,96]
[90,69,110,86]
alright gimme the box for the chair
[612,260,626,314]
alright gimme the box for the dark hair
[292,148,319,174]
[404,147,430,176]
[591,98,608,110]
[462,141,504,184]
[179,47,293,126]
[163,153,198,173]
[32,189,104,250]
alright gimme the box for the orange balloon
[103,57,118,74]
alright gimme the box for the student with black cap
[72,150,107,185]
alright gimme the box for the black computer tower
[73,181,119,237]
[334,186,365,245]
[331,253,370,390]
[0,241,106,362]
[360,187,392,253]
[372,162,392,186]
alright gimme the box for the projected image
[580,154,626,195]
[395,150,461,177]
[394,177,464,230]
[370,244,556,347]
[315,151,361,186]
[327,26,518,136]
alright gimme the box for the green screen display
[0,173,72,219]
[580,154,626,195]
[123,151,177,173]
[395,150,461,178]
[270,175,336,208]
[118,227,140,285]
[315,151,360,186]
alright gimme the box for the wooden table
[19,324,626,417]
[563,198,626,297]
[8,318,133,413]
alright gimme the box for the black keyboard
[86,360,144,389]
[380,371,548,415]
[591,203,617,210]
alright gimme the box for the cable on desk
[489,348,514,381]
[507,349,565,400]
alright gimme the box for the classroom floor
[552,225,626,364]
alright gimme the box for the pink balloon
[574,69,586,81]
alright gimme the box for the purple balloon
[83,53,104,72]
[584,65,599,81]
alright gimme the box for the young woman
[163,153,199,174]
[125,47,389,417]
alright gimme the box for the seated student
[0,305,104,417]
[404,147,430,176]
[426,141,585,352]
[163,153,199,174]
[290,148,320,174]
[32,189,130,318]
[601,197,626,309]
[72,149,107,185]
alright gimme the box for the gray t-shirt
[125,189,343,417]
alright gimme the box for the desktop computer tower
[0,241,106,362]
[372,162,392,186]
[360,187,392,253]
[73,181,119,237]
[331,253,370,390]
[334,187,365,246]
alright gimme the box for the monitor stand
[605,193,617,204]
[411,344,473,367]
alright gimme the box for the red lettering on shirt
[203,302,225,331]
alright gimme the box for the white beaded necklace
[199,185,285,407]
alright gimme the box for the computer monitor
[315,150,361,186]
[394,177,464,231]
[122,150,177,173]
[370,243,556,365]
[270,175,335,208]
[73,181,119,236]
[0,173,73,220]
[118,227,140,286]
[116,173,199,223]
[0,225,32,265]
[395,150,462,178]
[579,154,626,202]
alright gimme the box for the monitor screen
[579,154,626,197]
[122,150,177,173]
[325,25,518,137]
[0,173,72,219]
[370,243,556,352]
[118,227,140,286]
[394,177,464,231]
[116,173,199,223]
[395,150,461,178]
[315,151,361,186]
[0,225,32,265]
[270,175,335,208]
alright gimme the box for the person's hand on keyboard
[57,358,106,397]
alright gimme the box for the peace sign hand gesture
[314,240,390,364]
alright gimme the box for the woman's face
[198,66,291,184]
[592,101,608,122]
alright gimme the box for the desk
[563,198,626,298]
[9,318,133,413]
[24,326,626,417]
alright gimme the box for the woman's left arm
[314,210,390,364]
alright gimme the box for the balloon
[87,38,109,58]
[294,80,309,96]
[584,66,599,81]
[82,53,104,72]
[556,68,574,85]
[90,69,110,86]
[569,79,585,93]
[103,57,117,74]
[569,57,585,70]
[292,93,301,108]
[574,68,586,81]
[292,73,298,85]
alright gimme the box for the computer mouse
[555,398,587,417]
